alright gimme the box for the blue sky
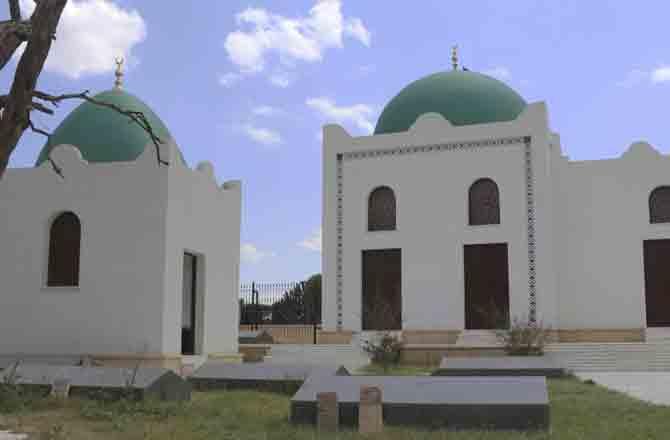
[3,1,669,283]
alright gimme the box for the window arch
[47,212,81,287]
[650,186,670,224]
[368,186,396,231]
[468,178,500,225]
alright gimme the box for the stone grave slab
[291,375,549,431]
[190,363,349,393]
[433,356,565,378]
[1,364,191,401]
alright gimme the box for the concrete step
[454,330,501,347]
[545,341,670,371]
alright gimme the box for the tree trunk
[0,0,67,181]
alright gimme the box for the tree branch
[33,90,169,166]
[27,118,63,179]
[9,0,21,21]
[0,0,67,180]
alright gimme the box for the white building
[0,70,241,370]
[321,60,670,344]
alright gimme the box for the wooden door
[181,253,197,355]
[644,239,670,327]
[362,249,402,330]
[464,243,510,329]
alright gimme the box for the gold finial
[451,45,458,70]
[114,57,124,89]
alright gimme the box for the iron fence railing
[239,281,321,342]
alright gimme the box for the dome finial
[451,45,458,70]
[114,57,124,90]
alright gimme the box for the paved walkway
[576,372,670,406]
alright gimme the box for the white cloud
[617,66,670,87]
[241,243,276,264]
[651,66,670,83]
[20,0,146,79]
[224,0,370,79]
[617,69,648,88]
[219,72,242,88]
[269,72,291,88]
[483,66,511,80]
[344,17,371,46]
[299,229,322,253]
[306,97,375,134]
[252,105,282,116]
[240,124,282,146]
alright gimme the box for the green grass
[356,364,435,376]
[1,377,670,439]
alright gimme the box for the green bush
[496,317,551,355]
[361,332,403,372]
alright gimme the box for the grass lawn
[1,373,670,439]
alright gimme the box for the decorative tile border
[336,153,344,329]
[523,136,537,325]
[334,135,536,330]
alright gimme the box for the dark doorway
[181,253,198,355]
[644,239,670,327]
[464,243,510,329]
[362,249,402,330]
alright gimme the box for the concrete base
[291,375,549,431]
[432,356,566,378]
[2,364,191,401]
[190,363,350,394]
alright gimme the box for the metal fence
[239,281,321,342]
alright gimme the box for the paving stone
[1,364,191,401]
[291,375,549,430]
[190,362,349,393]
[317,392,339,433]
[433,356,566,378]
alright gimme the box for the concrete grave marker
[359,385,383,434]
[50,377,71,399]
[317,392,339,433]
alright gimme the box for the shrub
[496,317,552,356]
[360,332,403,372]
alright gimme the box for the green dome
[36,88,175,166]
[374,70,527,135]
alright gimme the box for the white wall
[162,143,241,356]
[322,105,554,331]
[554,141,670,329]
[0,144,168,355]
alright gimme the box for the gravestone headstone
[317,392,339,433]
[50,377,71,399]
[359,386,383,434]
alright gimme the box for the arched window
[469,178,500,225]
[650,186,670,224]
[47,212,81,287]
[368,186,396,231]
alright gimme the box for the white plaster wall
[0,145,168,355]
[162,143,241,356]
[554,141,670,329]
[322,104,555,331]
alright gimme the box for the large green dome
[36,88,174,166]
[374,70,527,135]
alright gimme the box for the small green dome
[374,70,527,135]
[36,88,175,166]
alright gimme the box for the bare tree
[0,0,165,181]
